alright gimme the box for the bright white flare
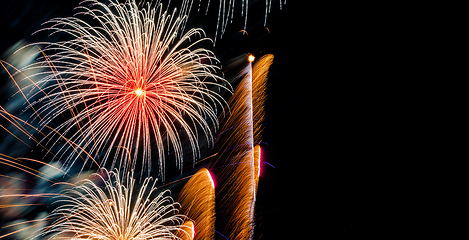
[20,0,229,179]
[135,88,144,96]
[38,169,186,239]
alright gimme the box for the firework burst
[38,169,186,240]
[17,0,229,179]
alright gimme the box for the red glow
[206,169,215,189]
[257,146,262,177]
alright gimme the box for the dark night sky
[0,1,364,239]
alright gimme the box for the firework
[252,54,273,142]
[210,54,272,239]
[177,168,215,240]
[16,0,229,179]
[38,169,186,239]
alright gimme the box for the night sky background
[0,1,362,239]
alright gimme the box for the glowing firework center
[135,88,144,96]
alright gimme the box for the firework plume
[210,54,272,239]
[177,168,215,240]
[38,169,186,240]
[16,0,229,179]
[175,221,195,240]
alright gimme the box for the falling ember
[108,200,113,206]
[248,54,255,62]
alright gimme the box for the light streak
[0,203,45,209]
[206,169,216,189]
[254,145,262,180]
[0,222,44,239]
[38,169,185,239]
[18,0,230,179]
[177,168,216,240]
[176,221,195,240]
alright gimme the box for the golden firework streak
[178,168,215,240]
[212,54,273,239]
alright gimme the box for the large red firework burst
[17,0,229,179]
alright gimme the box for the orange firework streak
[212,54,273,239]
[252,54,273,142]
[177,168,215,240]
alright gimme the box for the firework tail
[177,168,215,240]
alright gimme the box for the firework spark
[38,169,186,240]
[16,0,229,179]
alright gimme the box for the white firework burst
[18,0,229,179]
[38,169,187,239]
